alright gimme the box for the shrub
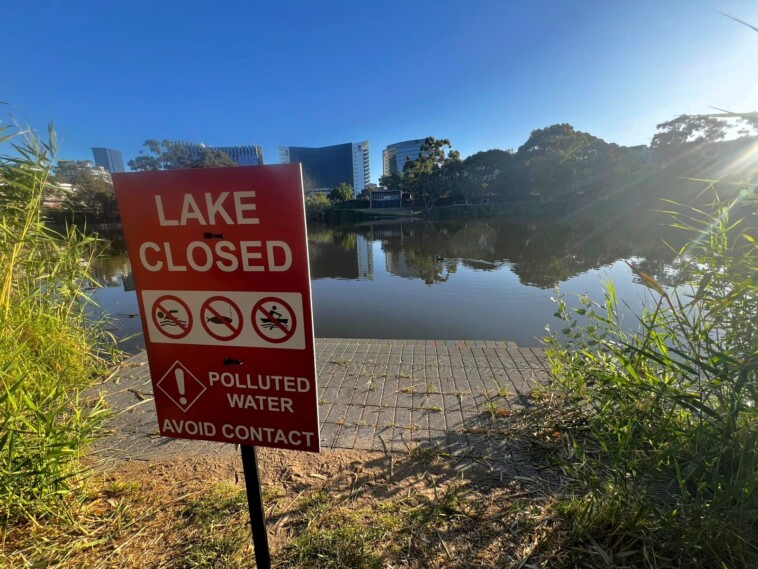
[305,193,332,221]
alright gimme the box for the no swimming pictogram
[151,295,192,339]
[201,296,243,341]
[252,297,297,344]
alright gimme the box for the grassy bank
[0,126,113,524]
[540,187,758,567]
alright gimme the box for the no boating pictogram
[252,297,297,344]
[201,296,243,341]
[151,295,192,339]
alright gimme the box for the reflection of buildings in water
[308,232,374,281]
[384,250,420,280]
[356,234,374,281]
[368,222,405,241]
[368,222,416,278]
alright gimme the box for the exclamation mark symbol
[175,368,187,405]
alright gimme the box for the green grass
[407,481,473,527]
[179,483,249,568]
[1,124,114,523]
[544,191,758,567]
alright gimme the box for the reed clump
[545,185,757,567]
[0,125,111,523]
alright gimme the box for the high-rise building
[217,145,264,166]
[382,139,425,177]
[279,141,369,195]
[175,142,264,166]
[91,147,125,173]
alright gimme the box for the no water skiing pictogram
[151,295,192,339]
[201,296,243,341]
[252,297,297,344]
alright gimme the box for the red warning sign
[113,165,319,453]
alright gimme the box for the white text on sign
[161,420,316,448]
[139,191,292,273]
[155,192,258,226]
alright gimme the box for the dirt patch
[2,445,562,568]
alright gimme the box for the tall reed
[546,187,757,567]
[1,124,111,522]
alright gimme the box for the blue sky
[3,1,757,181]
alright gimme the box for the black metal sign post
[241,445,271,569]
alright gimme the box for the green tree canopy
[650,115,728,148]
[460,149,513,203]
[517,124,617,197]
[328,183,354,203]
[401,136,461,214]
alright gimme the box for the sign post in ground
[113,165,319,567]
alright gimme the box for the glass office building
[176,142,264,166]
[91,147,125,173]
[280,141,370,195]
[382,139,425,177]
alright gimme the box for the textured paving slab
[90,339,550,467]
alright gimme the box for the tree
[401,137,461,214]
[460,149,513,203]
[379,172,403,192]
[650,115,727,148]
[53,160,116,219]
[302,172,319,194]
[127,140,237,171]
[304,194,331,221]
[328,183,354,203]
[517,124,615,198]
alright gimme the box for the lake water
[89,215,680,353]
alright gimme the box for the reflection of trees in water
[373,217,680,288]
[89,254,132,288]
[92,217,683,290]
[629,256,687,289]
[88,234,132,288]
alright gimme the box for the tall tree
[401,137,461,214]
[128,140,237,171]
[650,115,728,148]
[517,124,614,198]
[460,149,513,203]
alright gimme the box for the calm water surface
[90,216,679,352]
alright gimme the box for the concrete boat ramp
[92,338,550,469]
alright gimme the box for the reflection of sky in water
[311,243,655,347]
[90,219,677,352]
